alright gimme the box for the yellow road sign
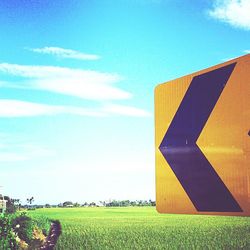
[155,54,250,216]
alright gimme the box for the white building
[0,194,7,214]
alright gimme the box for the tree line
[59,199,156,208]
[2,196,156,212]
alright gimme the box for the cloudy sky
[0,0,249,204]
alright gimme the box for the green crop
[28,207,250,250]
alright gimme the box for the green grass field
[28,207,250,249]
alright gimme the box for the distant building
[96,201,104,207]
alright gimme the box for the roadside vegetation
[0,197,51,250]
[0,212,50,249]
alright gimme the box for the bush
[11,213,34,244]
[0,214,18,250]
[0,212,51,249]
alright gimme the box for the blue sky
[0,0,249,204]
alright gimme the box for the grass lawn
[28,207,250,249]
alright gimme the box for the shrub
[0,212,51,249]
[0,214,18,250]
[12,213,34,244]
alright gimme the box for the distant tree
[137,200,146,206]
[26,197,34,206]
[63,201,73,207]
[73,202,80,207]
[11,198,21,211]
[130,201,136,206]
[89,202,96,207]
[121,200,130,207]
[81,202,88,207]
[151,201,156,207]
[149,200,156,206]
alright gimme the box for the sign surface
[155,54,250,216]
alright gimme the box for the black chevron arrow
[159,63,242,212]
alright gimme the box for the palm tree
[27,197,34,206]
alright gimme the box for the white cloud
[0,99,104,117]
[0,63,150,118]
[244,49,250,53]
[0,99,150,118]
[0,63,131,100]
[103,104,151,117]
[28,46,100,60]
[0,134,54,162]
[208,0,250,30]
